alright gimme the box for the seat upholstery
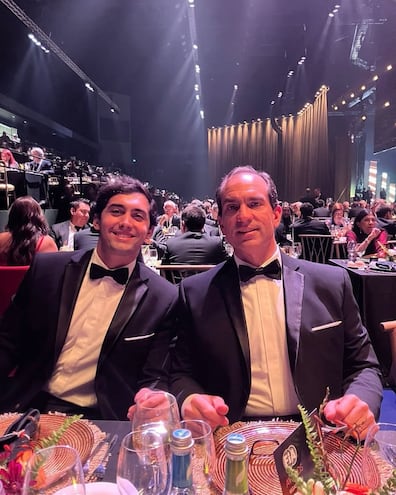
[0,265,29,316]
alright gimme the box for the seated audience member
[0,175,178,419]
[51,199,91,249]
[27,147,53,173]
[376,205,396,240]
[313,199,330,217]
[1,148,19,169]
[0,196,57,265]
[275,202,293,246]
[331,203,346,227]
[157,200,180,230]
[290,202,330,241]
[162,204,228,265]
[346,209,388,258]
[169,166,382,438]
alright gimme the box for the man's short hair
[95,175,157,228]
[215,165,279,216]
[376,205,392,219]
[300,202,314,218]
[30,147,44,159]
[70,199,90,211]
[181,204,206,232]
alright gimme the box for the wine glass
[363,422,396,490]
[148,247,159,268]
[22,445,85,495]
[117,430,171,495]
[132,390,181,444]
[179,420,216,493]
[291,242,302,259]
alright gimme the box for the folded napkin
[0,408,40,455]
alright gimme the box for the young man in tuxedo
[0,176,178,420]
[170,166,382,438]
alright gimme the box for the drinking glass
[148,247,159,267]
[179,420,215,494]
[291,242,302,258]
[22,445,85,495]
[141,245,151,265]
[362,422,396,490]
[117,430,170,495]
[132,390,181,444]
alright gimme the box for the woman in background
[0,196,57,265]
[346,208,388,258]
[0,148,19,168]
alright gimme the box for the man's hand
[323,394,375,439]
[127,388,170,421]
[181,394,229,430]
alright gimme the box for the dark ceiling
[0,0,395,194]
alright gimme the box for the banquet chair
[159,264,215,284]
[298,234,333,264]
[0,164,16,209]
[0,265,29,316]
[380,320,396,387]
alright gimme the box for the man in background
[51,199,91,250]
[28,147,53,174]
[162,204,227,265]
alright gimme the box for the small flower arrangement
[0,415,81,495]
[286,401,396,495]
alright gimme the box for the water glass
[180,420,215,494]
[132,390,181,444]
[117,430,170,495]
[22,445,85,495]
[363,422,396,490]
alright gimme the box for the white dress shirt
[235,248,299,416]
[46,249,136,407]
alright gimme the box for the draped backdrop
[208,88,331,202]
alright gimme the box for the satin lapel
[98,265,148,366]
[282,254,304,374]
[217,259,251,376]
[55,250,92,360]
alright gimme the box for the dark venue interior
[0,0,395,199]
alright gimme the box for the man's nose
[236,204,252,222]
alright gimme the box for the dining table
[329,258,396,386]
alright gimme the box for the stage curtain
[208,88,330,202]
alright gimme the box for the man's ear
[93,214,100,231]
[273,205,282,227]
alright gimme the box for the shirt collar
[234,245,282,270]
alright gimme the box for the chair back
[0,164,16,209]
[299,234,333,263]
[0,265,29,316]
[159,264,215,284]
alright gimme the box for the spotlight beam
[0,0,120,113]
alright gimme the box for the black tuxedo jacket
[0,250,178,419]
[162,231,227,265]
[170,254,382,422]
[51,221,89,249]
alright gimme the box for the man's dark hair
[70,199,90,211]
[95,175,157,228]
[300,202,314,218]
[181,204,206,232]
[376,205,392,219]
[215,165,278,216]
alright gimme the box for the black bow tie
[90,263,129,285]
[239,259,281,282]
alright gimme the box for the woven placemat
[213,421,380,495]
[0,412,99,466]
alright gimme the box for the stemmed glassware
[22,445,85,495]
[117,430,170,495]
[132,390,181,444]
[363,422,396,491]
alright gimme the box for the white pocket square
[311,321,342,332]
[124,333,155,341]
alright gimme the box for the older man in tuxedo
[0,176,178,419]
[27,147,53,173]
[170,166,382,438]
